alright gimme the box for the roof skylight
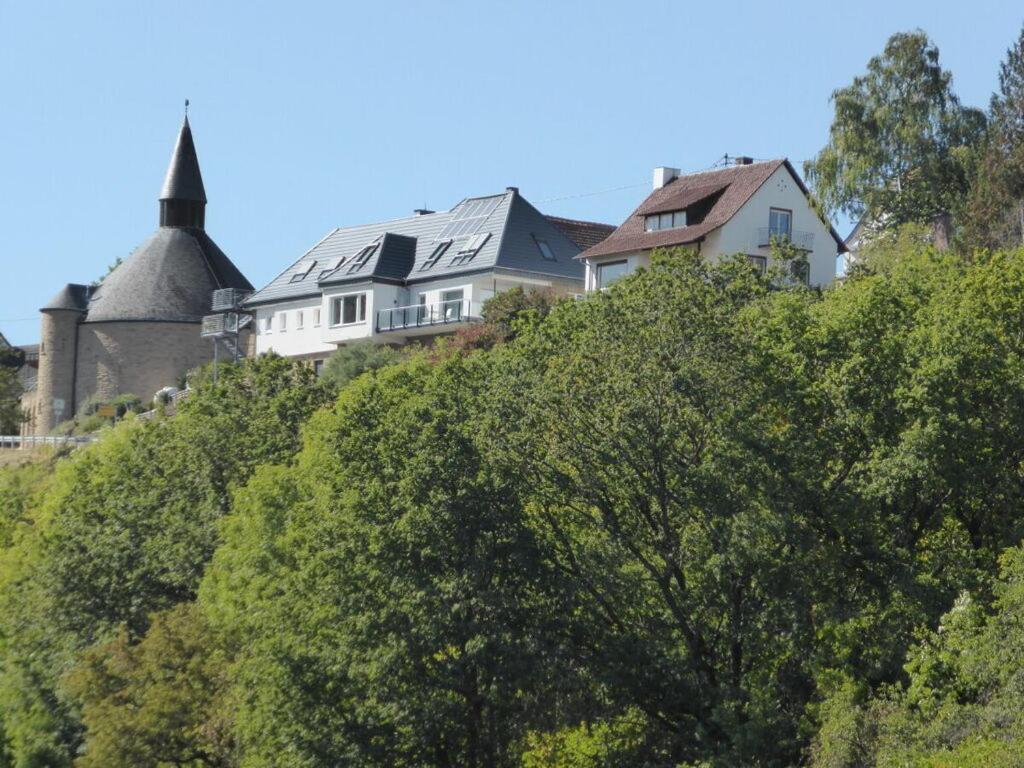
[289,260,317,282]
[420,240,452,271]
[449,232,490,266]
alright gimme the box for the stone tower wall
[74,321,214,407]
[35,309,81,433]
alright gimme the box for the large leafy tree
[202,354,570,767]
[963,24,1024,249]
[805,31,985,233]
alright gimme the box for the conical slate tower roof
[83,115,251,324]
[159,116,207,203]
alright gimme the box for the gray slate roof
[42,283,91,312]
[159,116,207,203]
[247,189,594,307]
[86,227,252,323]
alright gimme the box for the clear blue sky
[1,0,1021,344]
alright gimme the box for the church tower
[32,111,252,434]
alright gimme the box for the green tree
[485,250,831,765]
[66,603,234,768]
[320,339,402,390]
[963,24,1024,249]
[805,31,985,234]
[0,367,23,435]
[202,353,570,767]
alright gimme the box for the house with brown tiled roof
[579,158,846,290]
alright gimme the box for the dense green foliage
[805,24,1024,252]
[805,30,985,227]
[4,240,1024,766]
[0,366,22,435]
[320,339,402,389]
[0,354,329,767]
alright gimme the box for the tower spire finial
[184,99,189,118]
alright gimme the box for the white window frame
[644,210,686,232]
[261,315,272,333]
[596,260,630,290]
[313,308,321,327]
[278,311,287,332]
[769,207,792,238]
[330,292,368,327]
[296,310,304,330]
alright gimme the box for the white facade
[253,270,580,361]
[584,164,840,291]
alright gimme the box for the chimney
[733,156,754,166]
[413,208,434,216]
[653,167,681,190]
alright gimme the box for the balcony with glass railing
[756,227,814,250]
[376,299,479,334]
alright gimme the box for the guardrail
[756,228,814,250]
[0,435,95,449]
[376,299,478,333]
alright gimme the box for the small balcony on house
[375,298,480,336]
[756,227,814,251]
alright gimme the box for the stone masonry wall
[74,321,214,408]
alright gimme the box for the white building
[245,188,613,368]
[579,158,846,290]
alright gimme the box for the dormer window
[644,210,687,232]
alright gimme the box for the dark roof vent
[734,156,754,166]
[413,208,434,216]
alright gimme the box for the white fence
[0,435,95,450]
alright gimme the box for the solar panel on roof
[436,196,502,241]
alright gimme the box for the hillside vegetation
[3,242,1024,767]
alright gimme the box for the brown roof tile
[545,216,617,251]
[579,159,847,260]
[580,160,785,259]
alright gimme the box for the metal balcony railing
[376,299,475,333]
[757,227,814,250]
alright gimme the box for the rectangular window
[331,293,367,326]
[261,315,272,333]
[279,312,287,332]
[596,260,630,289]
[441,289,465,321]
[644,210,686,232]
[790,260,810,285]
[769,208,792,238]
[296,310,304,329]
[313,359,324,377]
[747,254,767,275]
[532,235,556,260]
[313,308,321,327]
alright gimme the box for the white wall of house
[704,165,837,286]
[253,298,335,357]
[253,271,585,358]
